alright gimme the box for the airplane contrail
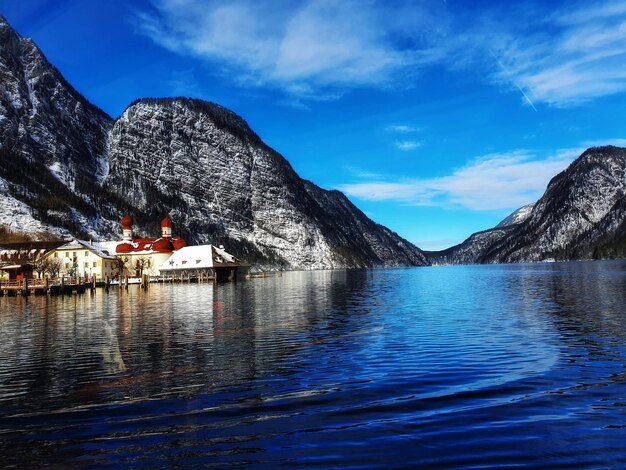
[489,50,538,112]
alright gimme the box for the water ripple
[1,262,626,467]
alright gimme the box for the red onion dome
[161,215,172,228]
[152,238,174,252]
[121,215,134,229]
[171,237,188,250]
[116,242,133,254]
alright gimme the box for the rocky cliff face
[105,99,429,268]
[0,15,113,238]
[0,18,428,269]
[0,17,112,183]
[428,146,626,264]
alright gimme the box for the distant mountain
[0,17,428,269]
[428,146,626,264]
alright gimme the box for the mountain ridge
[0,17,428,269]
[428,146,626,264]
[2,16,626,269]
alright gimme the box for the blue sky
[3,0,626,250]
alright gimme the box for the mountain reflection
[3,264,626,469]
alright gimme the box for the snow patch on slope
[496,203,535,228]
[0,177,70,237]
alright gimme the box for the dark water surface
[1,261,626,468]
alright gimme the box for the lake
[1,261,626,468]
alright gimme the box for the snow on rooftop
[159,245,242,271]
[56,239,117,259]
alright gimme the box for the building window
[85,251,89,257]
[73,252,76,258]
[93,262,97,268]
[54,252,58,258]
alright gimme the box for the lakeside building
[48,239,117,280]
[0,241,66,280]
[1,214,249,282]
[38,215,188,279]
[159,244,250,282]
[113,215,188,277]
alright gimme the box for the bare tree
[47,257,62,278]
[34,256,64,278]
[113,256,130,278]
[134,256,151,277]
[34,256,51,279]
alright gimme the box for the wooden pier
[0,272,222,297]
[0,277,90,296]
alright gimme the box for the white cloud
[136,0,626,107]
[338,148,583,210]
[394,141,422,151]
[344,166,384,179]
[385,124,422,133]
[478,1,626,107]
[136,0,448,99]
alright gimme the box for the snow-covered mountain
[0,17,428,269]
[0,16,113,238]
[495,203,535,228]
[428,146,626,264]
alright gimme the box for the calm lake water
[1,261,626,468]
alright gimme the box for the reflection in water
[1,262,626,467]
[102,320,126,374]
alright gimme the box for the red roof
[171,237,188,250]
[121,215,134,229]
[116,242,134,254]
[152,238,174,252]
[114,237,187,254]
[161,215,172,228]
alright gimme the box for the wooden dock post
[44,277,49,295]
[22,278,29,296]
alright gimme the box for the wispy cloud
[338,148,584,210]
[475,1,626,107]
[344,166,384,180]
[136,0,448,99]
[136,0,626,107]
[385,123,424,151]
[394,140,422,151]
[385,124,423,134]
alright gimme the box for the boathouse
[158,244,250,282]
[0,264,34,280]
[0,240,66,280]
